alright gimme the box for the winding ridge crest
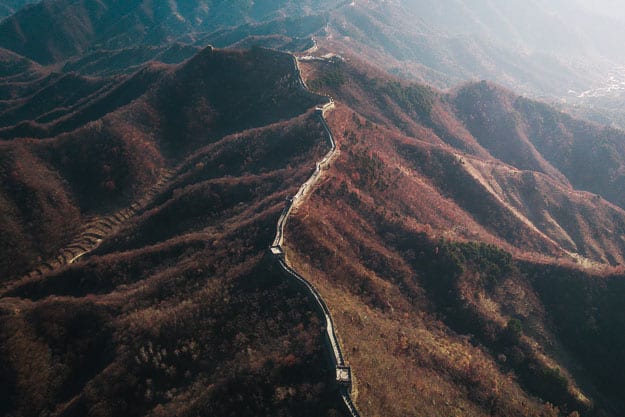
[270,55,361,417]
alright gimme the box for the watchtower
[336,365,352,391]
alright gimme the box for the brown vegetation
[0,47,351,417]
[281,58,625,417]
[0,47,323,280]
[3,23,625,417]
[301,57,625,267]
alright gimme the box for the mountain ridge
[1,2,625,416]
[0,0,341,64]
[0,46,354,417]
[284,56,625,416]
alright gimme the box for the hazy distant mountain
[4,0,620,100]
[319,0,625,98]
[0,0,38,19]
[0,0,342,63]
[398,0,625,59]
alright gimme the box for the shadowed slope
[0,0,342,64]
[0,47,320,280]
[0,47,353,417]
[0,0,37,19]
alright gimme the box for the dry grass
[282,61,625,416]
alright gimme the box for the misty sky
[575,0,625,19]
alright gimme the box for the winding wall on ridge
[270,55,361,417]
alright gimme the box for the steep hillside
[0,45,322,277]
[282,56,625,417]
[300,57,625,265]
[0,47,355,417]
[59,43,202,76]
[0,47,44,80]
[452,82,625,211]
